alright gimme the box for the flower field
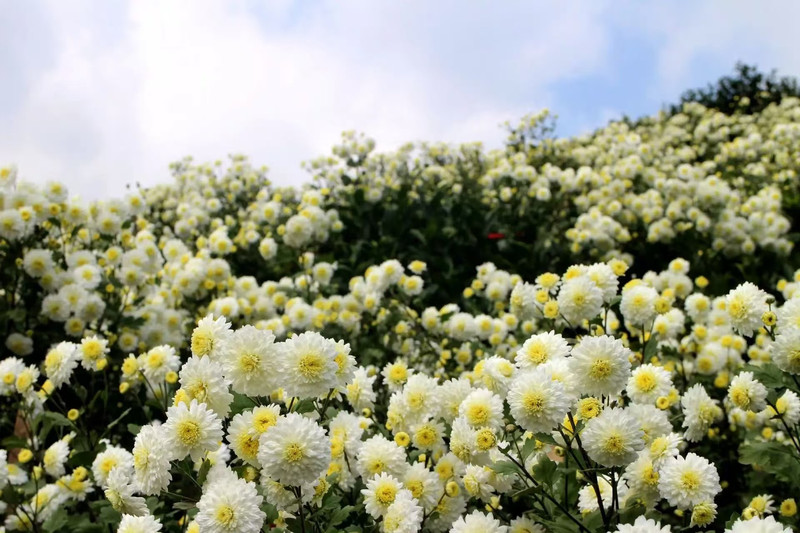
[2,98,800,533]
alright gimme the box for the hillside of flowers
[2,95,800,533]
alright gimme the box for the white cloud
[0,0,616,199]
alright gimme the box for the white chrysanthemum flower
[623,453,661,503]
[226,411,261,467]
[105,468,148,517]
[400,373,441,423]
[43,439,70,477]
[770,329,800,374]
[658,452,721,509]
[278,331,339,399]
[437,377,473,422]
[462,464,495,502]
[346,367,377,411]
[0,357,25,395]
[557,275,604,325]
[381,490,423,533]
[727,371,768,412]
[726,282,768,337]
[93,444,134,487]
[510,282,537,319]
[507,369,571,434]
[219,325,278,396]
[427,494,467,532]
[449,510,508,533]
[140,345,181,384]
[195,475,265,533]
[77,335,109,371]
[583,407,645,467]
[681,384,722,442]
[43,341,78,389]
[191,314,233,360]
[771,389,800,425]
[117,514,163,533]
[613,515,671,533]
[480,355,516,395]
[569,335,632,397]
[5,332,32,357]
[585,262,619,302]
[178,356,234,418]
[356,435,408,479]
[132,425,172,495]
[515,332,570,369]
[621,284,659,327]
[163,399,224,462]
[647,432,683,466]
[362,472,409,518]
[627,403,672,444]
[725,515,792,533]
[509,517,545,533]
[402,463,441,511]
[459,388,504,430]
[382,360,412,392]
[627,364,673,405]
[577,476,628,513]
[257,413,330,486]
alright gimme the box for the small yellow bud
[780,498,797,517]
[68,409,80,421]
[119,382,130,394]
[18,449,33,463]
[445,481,460,497]
[394,432,410,447]
[165,371,178,384]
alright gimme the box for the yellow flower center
[100,457,118,474]
[253,410,277,433]
[238,433,259,459]
[522,392,546,415]
[406,480,424,499]
[643,465,659,486]
[415,426,436,448]
[284,442,305,463]
[297,352,325,380]
[388,365,408,382]
[728,298,747,320]
[730,386,751,410]
[466,404,490,426]
[635,371,657,392]
[215,504,235,527]
[192,330,214,357]
[133,448,149,470]
[475,428,496,451]
[147,351,164,369]
[186,381,208,403]
[680,471,700,491]
[525,341,548,364]
[176,420,201,447]
[589,358,612,380]
[83,340,103,360]
[238,353,260,374]
[601,433,625,455]
[375,483,397,505]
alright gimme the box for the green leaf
[174,501,198,511]
[42,509,70,532]
[739,440,800,485]
[491,460,521,476]
[743,363,793,391]
[326,505,354,530]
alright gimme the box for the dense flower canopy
[1,96,800,532]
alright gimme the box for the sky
[2,0,800,199]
